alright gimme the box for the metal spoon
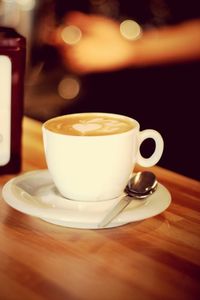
[125,171,158,198]
[98,171,158,228]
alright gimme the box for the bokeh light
[120,19,142,40]
[61,25,82,45]
[58,75,81,100]
[15,0,36,11]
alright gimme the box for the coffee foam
[72,117,129,135]
[45,114,134,136]
[72,122,102,133]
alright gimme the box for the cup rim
[43,112,139,137]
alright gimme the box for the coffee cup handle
[137,129,164,167]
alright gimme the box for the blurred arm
[133,19,200,67]
[53,12,200,74]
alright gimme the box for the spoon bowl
[125,171,158,198]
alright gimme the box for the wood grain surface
[0,117,199,300]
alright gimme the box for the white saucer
[2,170,171,229]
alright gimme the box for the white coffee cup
[42,113,164,201]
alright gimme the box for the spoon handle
[98,196,132,228]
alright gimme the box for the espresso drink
[45,113,134,136]
[43,113,164,202]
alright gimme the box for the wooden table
[0,117,200,300]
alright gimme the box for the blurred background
[0,0,199,180]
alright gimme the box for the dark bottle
[0,27,26,174]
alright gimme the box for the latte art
[72,118,130,135]
[45,114,134,136]
[72,122,102,133]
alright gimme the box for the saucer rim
[2,169,171,229]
